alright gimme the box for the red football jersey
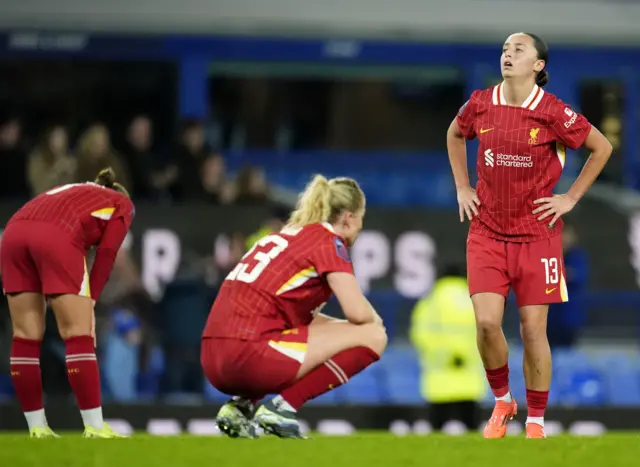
[457,82,592,242]
[7,182,135,298]
[203,222,354,341]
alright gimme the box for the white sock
[271,395,296,413]
[495,392,512,403]
[24,409,47,430]
[526,416,544,427]
[80,407,104,430]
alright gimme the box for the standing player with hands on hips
[1,168,134,438]
[201,174,386,439]
[447,33,612,438]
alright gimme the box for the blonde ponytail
[287,174,365,228]
[95,166,130,198]
[288,175,332,227]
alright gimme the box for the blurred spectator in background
[99,233,146,308]
[102,306,143,402]
[208,230,247,287]
[410,262,485,431]
[233,164,270,206]
[548,222,589,349]
[165,118,222,200]
[98,233,155,400]
[75,123,131,188]
[0,117,29,198]
[27,125,76,196]
[214,231,248,279]
[120,115,163,199]
[202,153,234,204]
[160,278,211,395]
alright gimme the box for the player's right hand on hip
[456,186,481,222]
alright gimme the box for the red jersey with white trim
[7,182,135,299]
[456,82,592,242]
[203,223,354,341]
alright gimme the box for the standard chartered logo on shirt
[484,149,533,168]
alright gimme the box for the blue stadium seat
[367,295,401,338]
[308,389,339,405]
[508,366,527,402]
[203,381,230,403]
[553,349,592,386]
[380,347,423,404]
[386,373,423,404]
[137,346,165,398]
[381,346,420,370]
[343,368,384,404]
[329,383,350,403]
[507,346,524,370]
[558,369,607,406]
[591,352,638,373]
[606,370,640,405]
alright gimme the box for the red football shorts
[1,220,90,297]
[466,232,568,307]
[201,326,309,398]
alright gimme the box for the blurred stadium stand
[197,344,640,407]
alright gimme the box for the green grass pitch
[0,432,639,467]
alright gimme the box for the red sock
[279,347,380,410]
[526,389,549,418]
[65,336,101,410]
[486,364,510,398]
[10,338,44,412]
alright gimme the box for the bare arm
[311,313,347,326]
[326,272,381,325]
[446,118,471,190]
[533,126,613,226]
[566,126,613,203]
[447,118,481,221]
[89,218,129,300]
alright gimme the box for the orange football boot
[525,423,546,438]
[483,397,517,438]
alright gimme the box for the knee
[12,319,45,341]
[520,318,547,345]
[475,314,502,339]
[362,323,388,356]
[12,326,44,341]
[49,295,93,340]
[58,323,91,340]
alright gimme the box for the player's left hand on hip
[532,194,577,227]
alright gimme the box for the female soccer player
[446,32,613,439]
[1,168,134,438]
[201,174,386,439]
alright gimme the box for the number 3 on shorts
[540,257,559,285]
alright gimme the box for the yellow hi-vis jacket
[245,225,274,252]
[409,277,487,403]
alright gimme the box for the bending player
[1,168,134,438]
[447,32,612,438]
[201,174,386,438]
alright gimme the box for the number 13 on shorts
[540,256,568,303]
[541,257,559,285]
